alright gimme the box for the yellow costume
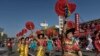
[17,42,21,51]
[36,46,45,56]
[19,44,25,56]
[24,44,29,56]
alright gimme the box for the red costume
[94,38,100,52]
[55,38,61,51]
[63,38,80,56]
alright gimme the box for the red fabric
[66,21,75,29]
[73,43,80,51]
[7,41,12,48]
[43,41,47,47]
[94,39,100,52]
[55,39,61,50]
[37,40,46,47]
[85,29,91,35]
[64,39,80,51]
[96,24,100,31]
[36,30,42,35]
[22,28,27,34]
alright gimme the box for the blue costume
[30,41,37,50]
[47,39,53,52]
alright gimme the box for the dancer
[46,36,54,56]
[94,31,100,56]
[63,28,82,56]
[55,37,61,51]
[24,37,29,56]
[30,38,37,55]
[18,38,25,56]
[36,34,45,56]
[86,33,94,51]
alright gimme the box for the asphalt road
[0,43,98,56]
[0,49,97,56]
[0,51,97,56]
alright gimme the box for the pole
[59,16,65,56]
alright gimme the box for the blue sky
[0,0,100,37]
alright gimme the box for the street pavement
[0,43,98,56]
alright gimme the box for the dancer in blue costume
[30,39,37,51]
[46,36,54,56]
[30,38,37,55]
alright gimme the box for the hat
[65,28,75,35]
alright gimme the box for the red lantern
[46,28,58,36]
[68,2,76,14]
[36,30,42,35]
[22,28,28,34]
[16,33,20,37]
[46,28,53,36]
[66,20,75,29]
[19,32,24,36]
[55,0,67,16]
[25,21,35,30]
[55,0,76,17]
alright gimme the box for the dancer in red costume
[35,34,46,56]
[63,28,82,56]
[94,30,100,56]
[55,37,61,51]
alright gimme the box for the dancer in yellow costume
[18,38,25,56]
[24,37,29,56]
[36,34,45,56]
[17,39,21,51]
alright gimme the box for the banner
[75,13,80,32]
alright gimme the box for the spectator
[7,38,13,56]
